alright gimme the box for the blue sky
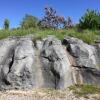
[0,0,100,29]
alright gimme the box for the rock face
[0,35,100,90]
[41,36,73,89]
[0,37,35,90]
[63,37,100,85]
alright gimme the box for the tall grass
[0,28,100,44]
[0,28,36,39]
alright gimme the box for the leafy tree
[78,9,100,29]
[64,17,73,29]
[40,7,65,29]
[94,14,100,29]
[55,16,65,28]
[21,14,38,29]
[4,19,10,30]
[40,7,56,29]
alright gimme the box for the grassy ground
[0,28,100,44]
[69,84,100,97]
[0,88,71,100]
[0,86,100,100]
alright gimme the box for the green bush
[21,14,39,29]
[78,9,100,29]
[4,19,10,30]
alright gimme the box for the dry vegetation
[0,86,100,100]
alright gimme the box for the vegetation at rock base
[69,84,100,97]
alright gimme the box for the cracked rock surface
[0,35,100,90]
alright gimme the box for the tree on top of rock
[64,17,73,29]
[40,6,65,29]
[21,14,39,29]
[4,19,10,30]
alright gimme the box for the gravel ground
[0,89,100,100]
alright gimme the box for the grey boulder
[63,37,100,85]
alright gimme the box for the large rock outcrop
[0,35,99,90]
[63,37,100,85]
[41,36,73,89]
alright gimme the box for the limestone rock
[0,35,99,90]
[41,36,73,89]
[63,36,100,85]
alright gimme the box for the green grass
[69,84,100,97]
[0,28,100,44]
[0,28,36,39]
